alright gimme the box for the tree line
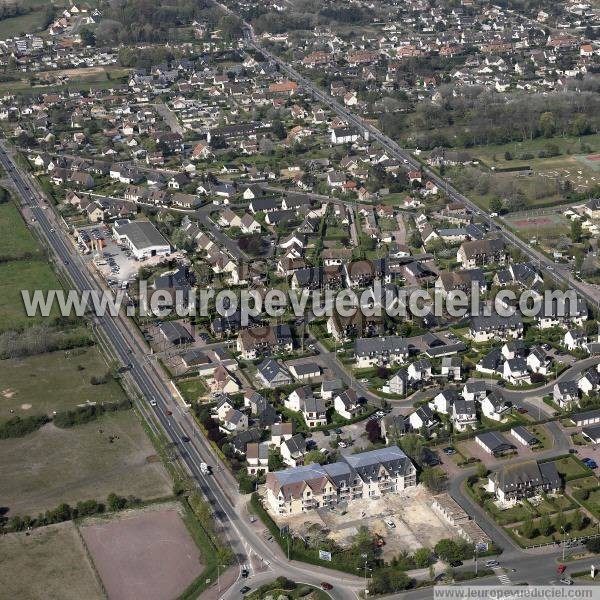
[2,493,141,533]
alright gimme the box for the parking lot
[77,224,139,286]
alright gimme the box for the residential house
[334,389,362,420]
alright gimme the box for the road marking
[493,568,512,585]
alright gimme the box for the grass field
[471,134,600,169]
[0,410,172,516]
[0,521,104,600]
[552,456,592,480]
[176,377,209,403]
[0,66,131,95]
[0,201,38,260]
[0,9,46,41]
[0,258,62,332]
[0,347,125,420]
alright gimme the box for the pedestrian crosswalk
[494,568,512,585]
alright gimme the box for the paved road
[243,31,600,314]
[0,142,366,600]
[154,102,185,136]
[197,203,248,261]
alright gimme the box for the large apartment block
[265,446,417,515]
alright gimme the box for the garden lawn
[551,456,592,481]
[176,377,208,403]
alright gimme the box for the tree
[539,112,556,138]
[369,568,412,594]
[554,510,566,533]
[571,219,583,243]
[304,449,328,465]
[586,538,600,553]
[80,26,96,46]
[538,514,552,537]
[413,548,432,568]
[434,539,463,563]
[489,197,503,214]
[572,508,583,531]
[107,493,128,512]
[365,418,381,444]
[476,463,488,479]
[237,471,256,494]
[421,467,448,493]
[520,516,535,539]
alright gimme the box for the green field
[0,201,38,260]
[0,9,46,41]
[0,258,62,331]
[0,409,172,516]
[0,347,125,420]
[0,522,104,600]
[552,456,592,481]
[176,377,208,403]
[0,66,132,95]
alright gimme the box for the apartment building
[265,446,416,515]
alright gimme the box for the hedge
[0,414,50,439]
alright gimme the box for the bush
[0,414,49,439]
[53,399,132,428]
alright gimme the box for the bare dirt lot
[80,504,203,600]
[0,411,172,516]
[0,521,104,600]
[275,485,459,559]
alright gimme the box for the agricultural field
[0,410,172,516]
[80,504,204,600]
[0,346,125,420]
[0,521,104,600]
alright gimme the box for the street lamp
[561,526,570,561]
[217,564,226,591]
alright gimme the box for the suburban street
[0,142,367,599]
[243,30,600,314]
[6,121,600,598]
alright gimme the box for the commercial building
[112,219,171,260]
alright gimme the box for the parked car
[321,582,333,590]
[385,519,396,529]
[240,586,251,594]
[559,578,573,585]
[443,447,456,455]
[485,560,499,568]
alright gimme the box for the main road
[0,141,365,600]
[243,29,600,314]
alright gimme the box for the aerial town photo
[0,0,600,599]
